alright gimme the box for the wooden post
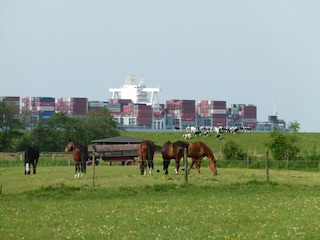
[266,149,269,182]
[92,145,96,188]
[184,147,188,184]
[67,153,70,166]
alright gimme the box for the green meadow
[1,164,320,240]
[1,131,320,239]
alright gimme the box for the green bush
[222,139,247,160]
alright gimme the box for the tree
[0,101,23,151]
[266,128,300,161]
[288,120,300,132]
[83,108,119,143]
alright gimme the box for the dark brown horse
[161,141,189,175]
[24,146,40,175]
[65,138,88,178]
[186,141,218,175]
[138,140,155,175]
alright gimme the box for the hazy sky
[1,1,319,132]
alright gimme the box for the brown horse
[186,141,218,175]
[161,141,189,175]
[65,138,88,178]
[138,140,155,175]
[162,140,218,175]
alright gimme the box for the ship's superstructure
[109,75,160,110]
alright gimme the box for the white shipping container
[213,109,226,114]
[89,102,105,108]
[37,106,55,111]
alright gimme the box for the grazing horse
[138,140,155,175]
[186,141,218,175]
[24,146,40,175]
[65,138,88,178]
[162,141,189,175]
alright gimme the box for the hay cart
[87,136,144,166]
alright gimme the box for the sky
[1,1,319,132]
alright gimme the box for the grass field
[1,131,320,239]
[1,163,320,240]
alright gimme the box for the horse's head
[65,139,75,153]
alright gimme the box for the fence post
[266,148,269,182]
[92,145,96,188]
[184,147,188,184]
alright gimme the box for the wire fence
[1,152,320,172]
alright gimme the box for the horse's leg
[24,162,29,175]
[197,159,202,173]
[163,158,170,175]
[80,152,86,178]
[148,159,154,175]
[147,157,153,175]
[33,161,36,174]
[80,161,86,178]
[26,162,31,175]
[143,159,147,176]
[147,144,153,175]
[77,163,81,178]
[35,158,38,174]
[139,159,145,175]
[188,159,195,174]
[75,162,79,178]
[175,159,180,175]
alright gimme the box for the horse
[162,141,189,175]
[24,146,40,175]
[138,140,155,175]
[186,141,218,175]
[65,138,88,178]
[162,141,218,175]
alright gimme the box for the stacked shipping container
[228,104,257,127]
[106,99,153,127]
[56,97,88,115]
[241,104,257,127]
[197,100,227,126]
[22,97,55,119]
[165,99,195,120]
[88,101,105,113]
[3,94,259,129]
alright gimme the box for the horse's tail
[80,146,87,174]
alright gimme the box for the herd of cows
[179,125,252,140]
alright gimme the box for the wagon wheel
[124,159,135,166]
[86,160,93,166]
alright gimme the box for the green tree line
[0,101,119,152]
